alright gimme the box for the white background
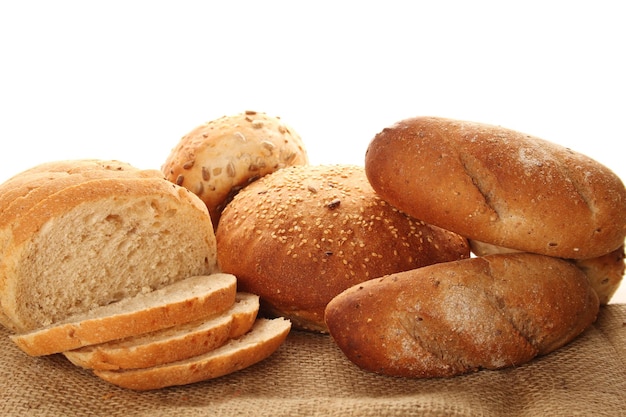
[1,1,624,302]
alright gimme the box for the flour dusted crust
[162,110,308,228]
[216,164,470,332]
[365,116,626,259]
[324,253,600,378]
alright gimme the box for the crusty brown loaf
[469,240,625,305]
[0,160,218,332]
[324,252,599,378]
[162,110,308,228]
[364,116,626,259]
[216,164,470,332]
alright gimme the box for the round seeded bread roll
[364,116,626,259]
[470,239,625,305]
[216,164,470,332]
[0,160,218,332]
[162,110,308,228]
[325,252,599,378]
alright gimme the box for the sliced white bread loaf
[10,274,237,356]
[64,292,259,370]
[0,161,218,332]
[94,317,291,390]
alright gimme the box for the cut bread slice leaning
[64,292,260,370]
[94,317,291,390]
[10,274,237,356]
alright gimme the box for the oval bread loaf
[469,240,625,305]
[324,253,599,378]
[0,160,219,332]
[216,164,470,332]
[162,110,308,228]
[364,116,626,259]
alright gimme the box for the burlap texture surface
[1,304,624,417]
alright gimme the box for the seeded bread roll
[325,253,599,378]
[162,110,308,228]
[365,116,626,259]
[470,239,625,305]
[0,160,218,333]
[216,164,470,332]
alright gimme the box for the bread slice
[1,173,218,332]
[10,274,237,356]
[94,317,291,390]
[64,292,259,370]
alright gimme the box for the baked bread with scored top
[364,116,626,259]
[0,160,219,333]
[324,252,600,378]
[216,164,470,332]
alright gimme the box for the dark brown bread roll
[216,164,470,332]
[469,240,625,305]
[364,116,626,259]
[324,253,599,378]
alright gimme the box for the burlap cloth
[1,305,624,417]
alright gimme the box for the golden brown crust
[216,164,470,332]
[470,240,625,304]
[93,317,291,391]
[324,253,599,378]
[365,116,626,259]
[162,110,308,228]
[573,245,625,305]
[10,274,237,356]
[63,292,259,370]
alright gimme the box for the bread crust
[93,317,291,391]
[469,240,625,305]
[63,292,259,370]
[10,274,237,356]
[216,164,470,332]
[0,172,219,332]
[324,253,599,378]
[365,116,626,259]
[162,110,308,228]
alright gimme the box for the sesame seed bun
[215,164,470,332]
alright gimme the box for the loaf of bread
[10,274,237,356]
[324,253,600,378]
[364,116,626,259]
[93,317,292,391]
[0,160,219,333]
[216,164,470,332]
[162,110,308,228]
[64,292,259,370]
[470,240,625,304]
